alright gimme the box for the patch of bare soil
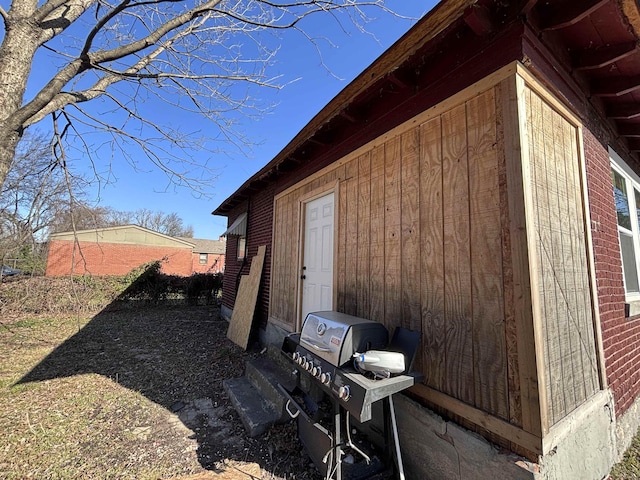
[0,304,320,479]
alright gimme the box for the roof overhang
[213,0,640,216]
[212,0,476,216]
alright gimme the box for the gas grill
[279,311,423,480]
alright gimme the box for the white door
[300,192,335,325]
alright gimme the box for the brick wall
[220,186,276,330]
[247,184,275,328]
[221,203,254,315]
[583,124,640,417]
[46,240,193,277]
[190,253,225,274]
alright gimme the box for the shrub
[185,272,223,305]
[0,264,224,316]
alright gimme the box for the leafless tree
[0,131,71,260]
[112,208,194,237]
[50,203,116,234]
[0,0,390,196]
[51,205,194,237]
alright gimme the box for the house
[46,225,224,277]
[213,0,640,478]
[179,236,226,274]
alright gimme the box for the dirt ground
[0,302,321,479]
[5,286,640,480]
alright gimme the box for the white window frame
[237,237,247,261]
[611,147,640,302]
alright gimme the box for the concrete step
[222,376,279,437]
[266,342,294,370]
[245,356,297,423]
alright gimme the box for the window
[237,237,247,261]
[199,253,208,265]
[612,150,640,298]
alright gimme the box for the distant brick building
[46,225,225,277]
[178,237,226,274]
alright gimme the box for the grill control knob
[338,385,351,401]
[320,372,331,385]
[297,356,306,366]
[304,360,313,371]
[292,352,300,362]
[312,366,321,377]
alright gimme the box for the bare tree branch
[0,0,396,197]
[36,0,97,43]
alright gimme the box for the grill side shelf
[336,371,424,422]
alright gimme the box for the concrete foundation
[220,304,232,322]
[394,395,535,480]
[259,318,291,348]
[394,390,617,480]
[615,391,640,461]
[537,390,615,480]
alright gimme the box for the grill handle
[285,400,300,419]
[302,337,331,352]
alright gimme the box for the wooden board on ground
[227,245,266,350]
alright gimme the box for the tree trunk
[0,0,41,189]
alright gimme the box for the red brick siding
[220,186,276,329]
[221,204,249,311]
[583,124,640,417]
[220,159,345,328]
[46,240,193,276]
[247,184,275,328]
[190,253,225,274]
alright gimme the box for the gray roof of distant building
[178,237,226,254]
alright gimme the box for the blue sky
[30,2,436,239]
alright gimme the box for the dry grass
[21,275,640,479]
[0,312,210,479]
[610,432,640,479]
[0,279,315,480]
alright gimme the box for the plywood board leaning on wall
[227,245,267,350]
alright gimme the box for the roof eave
[212,0,475,217]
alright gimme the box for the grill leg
[333,403,343,480]
[388,395,405,480]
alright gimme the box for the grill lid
[300,311,388,367]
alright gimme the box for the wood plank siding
[524,85,600,427]
[269,67,601,451]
